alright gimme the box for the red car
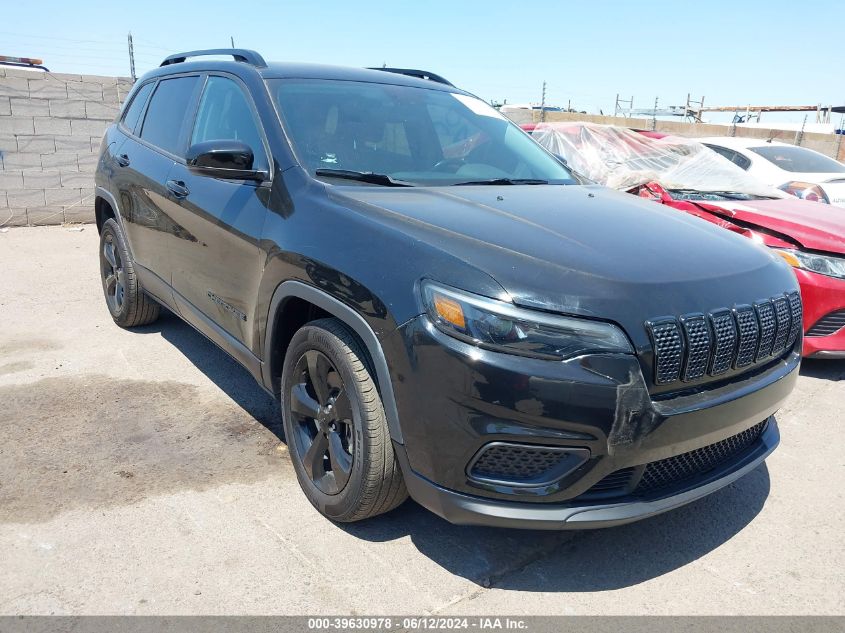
[526,122,845,358]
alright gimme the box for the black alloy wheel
[101,232,126,314]
[98,218,159,328]
[289,349,355,495]
[280,319,408,522]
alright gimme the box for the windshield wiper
[453,178,549,186]
[315,169,414,187]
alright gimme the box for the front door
[166,74,270,352]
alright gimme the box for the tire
[99,217,160,328]
[281,318,407,522]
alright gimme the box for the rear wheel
[99,218,159,328]
[281,318,407,521]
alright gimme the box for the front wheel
[99,218,160,328]
[281,318,407,522]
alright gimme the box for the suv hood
[692,198,845,254]
[332,184,796,350]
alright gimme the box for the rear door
[166,74,270,353]
[111,74,201,287]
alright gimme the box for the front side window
[270,78,577,186]
[140,76,199,156]
[121,81,154,134]
[750,145,845,173]
[191,76,268,171]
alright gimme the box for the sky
[2,0,843,124]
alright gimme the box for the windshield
[269,79,577,186]
[749,145,845,174]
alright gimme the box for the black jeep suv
[94,49,801,528]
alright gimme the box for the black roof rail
[161,49,267,68]
[369,67,454,87]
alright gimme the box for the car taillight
[778,181,830,204]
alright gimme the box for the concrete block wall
[0,67,132,227]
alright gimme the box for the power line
[0,30,126,45]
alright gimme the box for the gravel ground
[1,225,843,615]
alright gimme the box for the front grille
[647,292,800,386]
[469,444,569,483]
[806,310,845,337]
[635,420,767,494]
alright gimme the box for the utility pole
[540,81,547,123]
[652,96,659,131]
[614,94,633,118]
[795,114,807,146]
[127,32,136,82]
[230,36,235,48]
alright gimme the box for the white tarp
[531,122,786,199]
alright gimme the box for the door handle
[166,179,190,198]
[116,153,130,167]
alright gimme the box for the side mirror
[186,140,267,181]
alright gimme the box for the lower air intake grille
[579,467,636,498]
[635,421,767,494]
[807,310,845,337]
[469,444,572,484]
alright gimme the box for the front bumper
[796,268,845,358]
[385,315,799,527]
[396,419,779,529]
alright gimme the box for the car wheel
[99,218,160,328]
[281,318,407,522]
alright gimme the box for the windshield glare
[270,79,577,186]
[750,145,845,174]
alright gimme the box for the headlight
[421,281,633,359]
[774,249,845,280]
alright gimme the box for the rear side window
[140,76,199,156]
[749,145,845,173]
[190,76,267,171]
[121,82,154,134]
[704,144,751,171]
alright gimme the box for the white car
[698,136,845,207]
